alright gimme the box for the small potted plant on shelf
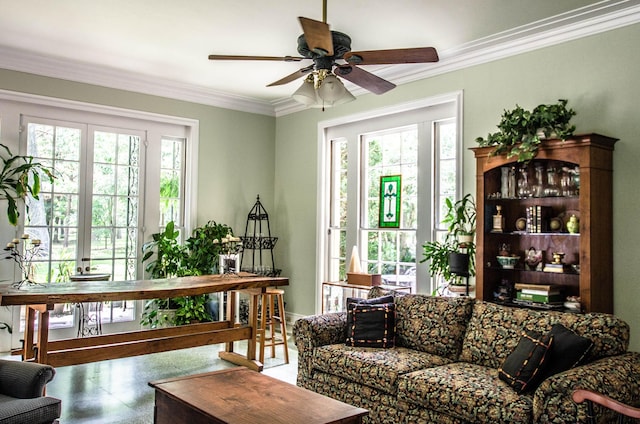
[475,99,577,162]
[421,194,476,295]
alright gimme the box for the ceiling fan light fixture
[317,74,346,102]
[292,76,319,106]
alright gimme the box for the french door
[23,116,144,326]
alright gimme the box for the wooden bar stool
[258,288,289,364]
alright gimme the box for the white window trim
[316,91,464,313]
[0,89,200,347]
[0,89,200,235]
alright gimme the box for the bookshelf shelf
[472,134,617,313]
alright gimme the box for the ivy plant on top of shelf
[475,99,577,162]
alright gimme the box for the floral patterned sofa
[293,288,640,424]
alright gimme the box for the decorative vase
[566,214,579,234]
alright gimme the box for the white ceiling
[1,0,640,116]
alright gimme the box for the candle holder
[214,232,243,276]
[3,234,43,288]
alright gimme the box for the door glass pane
[160,137,184,228]
[25,122,82,329]
[91,130,140,324]
[328,138,348,281]
[362,126,418,290]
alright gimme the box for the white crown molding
[274,0,640,116]
[1,0,639,118]
[0,46,276,117]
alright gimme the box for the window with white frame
[0,95,195,337]
[323,96,461,299]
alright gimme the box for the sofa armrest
[293,312,347,381]
[0,359,56,399]
[533,352,640,423]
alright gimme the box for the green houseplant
[421,194,476,293]
[0,143,55,226]
[475,99,576,162]
[140,220,234,328]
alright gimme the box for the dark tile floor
[44,340,297,423]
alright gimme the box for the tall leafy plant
[0,143,55,225]
[140,220,234,328]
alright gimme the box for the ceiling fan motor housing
[297,31,352,66]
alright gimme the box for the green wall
[275,23,640,350]
[0,69,276,233]
[1,22,638,352]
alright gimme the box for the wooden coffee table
[149,367,368,424]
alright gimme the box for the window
[322,94,462,300]
[0,93,196,339]
[362,126,418,284]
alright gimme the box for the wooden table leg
[36,305,52,364]
[224,291,237,353]
[23,306,37,361]
[218,289,263,371]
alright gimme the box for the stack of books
[525,205,553,233]
[513,283,563,309]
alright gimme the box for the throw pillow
[498,330,553,393]
[346,295,394,306]
[541,323,593,379]
[345,302,396,348]
[345,295,394,341]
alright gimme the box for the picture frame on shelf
[379,175,401,228]
[220,254,239,275]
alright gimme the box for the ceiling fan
[208,0,439,108]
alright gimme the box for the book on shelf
[543,263,569,273]
[512,298,565,310]
[514,283,559,293]
[516,291,563,304]
[525,205,553,233]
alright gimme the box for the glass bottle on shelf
[532,163,545,197]
[517,166,531,198]
[508,167,517,198]
[544,167,560,196]
[500,167,510,199]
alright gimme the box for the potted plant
[0,143,55,226]
[140,220,235,328]
[475,99,576,162]
[421,194,476,294]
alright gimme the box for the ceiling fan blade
[335,65,396,95]
[298,17,333,56]
[208,54,305,62]
[344,47,439,65]
[267,65,315,87]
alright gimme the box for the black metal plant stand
[240,195,281,277]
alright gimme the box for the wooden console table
[149,367,368,424]
[0,273,288,371]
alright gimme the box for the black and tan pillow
[344,295,393,342]
[541,323,593,379]
[498,330,553,393]
[345,301,396,348]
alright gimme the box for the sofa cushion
[498,330,553,393]
[459,301,629,369]
[394,295,474,360]
[312,344,453,395]
[398,362,533,424]
[0,394,61,424]
[541,323,592,379]
[346,302,396,348]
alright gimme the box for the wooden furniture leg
[23,306,37,361]
[35,305,51,364]
[218,289,263,371]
